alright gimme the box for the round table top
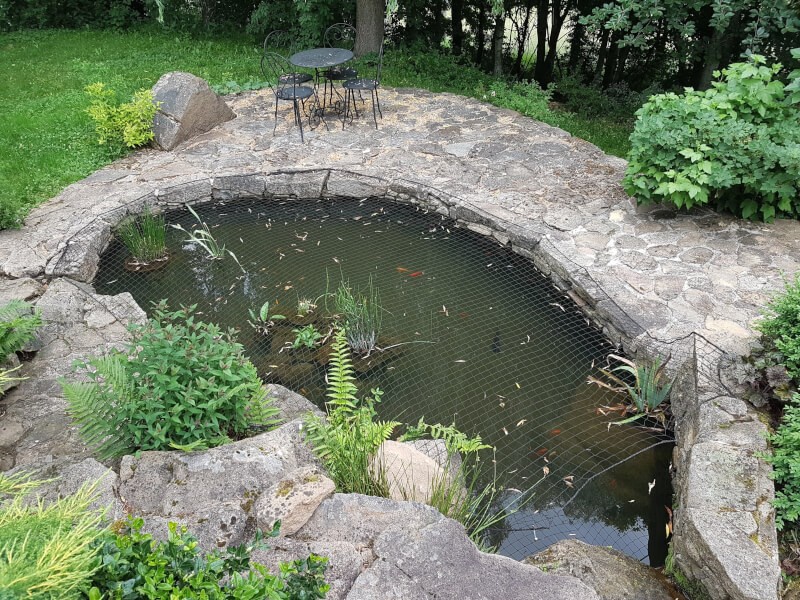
[290,47,354,69]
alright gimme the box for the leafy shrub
[88,518,329,599]
[63,302,279,459]
[767,393,800,530]
[304,328,399,495]
[0,472,105,599]
[624,54,800,221]
[85,83,160,152]
[757,273,800,383]
[0,299,42,358]
[554,73,652,123]
[477,79,551,118]
[117,209,168,265]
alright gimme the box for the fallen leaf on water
[542,466,550,476]
[648,479,656,494]
[284,285,293,291]
[454,359,466,363]
[516,419,527,427]
[502,427,508,435]
[515,382,521,389]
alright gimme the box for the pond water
[95,196,673,564]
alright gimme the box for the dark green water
[95,196,673,564]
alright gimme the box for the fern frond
[325,328,358,414]
[0,300,42,357]
[62,354,137,460]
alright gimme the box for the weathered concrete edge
[11,169,781,600]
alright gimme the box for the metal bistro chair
[261,52,317,142]
[262,30,313,86]
[342,41,384,129]
[322,23,358,107]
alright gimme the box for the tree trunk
[601,31,621,88]
[476,3,488,65]
[513,2,534,76]
[492,14,505,76]
[567,17,584,73]
[452,0,465,55]
[592,27,610,84]
[355,0,384,56]
[540,0,570,86]
[533,0,548,85]
[696,26,725,89]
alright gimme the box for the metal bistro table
[290,47,354,115]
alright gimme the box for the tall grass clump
[0,472,105,599]
[117,210,168,265]
[334,277,381,355]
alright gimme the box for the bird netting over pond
[93,194,676,564]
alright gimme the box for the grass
[0,27,633,229]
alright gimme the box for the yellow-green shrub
[85,83,159,151]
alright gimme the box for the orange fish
[396,267,410,273]
[534,447,548,456]
[409,271,424,277]
[458,312,469,319]
[550,429,562,436]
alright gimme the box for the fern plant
[0,300,42,358]
[304,328,398,495]
[63,303,280,460]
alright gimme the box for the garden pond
[94,196,673,564]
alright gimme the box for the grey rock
[118,421,319,550]
[265,383,324,423]
[254,465,335,536]
[347,517,599,600]
[152,72,235,151]
[0,354,21,394]
[45,219,111,282]
[0,277,45,305]
[371,440,454,504]
[524,540,678,600]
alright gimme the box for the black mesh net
[81,187,723,566]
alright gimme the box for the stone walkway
[0,86,796,600]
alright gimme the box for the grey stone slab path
[0,86,796,600]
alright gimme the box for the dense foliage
[0,300,42,358]
[758,273,800,384]
[767,393,800,530]
[0,472,105,599]
[85,83,160,152]
[624,55,800,221]
[63,302,279,459]
[89,518,329,599]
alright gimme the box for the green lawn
[0,28,632,229]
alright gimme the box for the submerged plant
[117,209,168,265]
[334,277,382,355]
[248,301,286,335]
[292,324,322,349]
[588,353,673,425]
[171,205,244,272]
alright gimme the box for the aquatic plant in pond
[334,276,382,355]
[117,209,168,267]
[248,301,286,336]
[292,324,323,349]
[171,204,244,272]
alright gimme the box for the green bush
[757,273,800,383]
[63,302,280,459]
[85,83,160,152]
[88,518,329,599]
[0,300,42,358]
[0,472,105,599]
[767,393,800,530]
[555,74,651,123]
[624,54,800,221]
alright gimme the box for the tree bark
[452,0,465,55]
[355,0,384,56]
[492,13,505,76]
[476,2,488,65]
[696,26,725,89]
[513,1,534,76]
[533,0,548,85]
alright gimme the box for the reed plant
[334,277,382,355]
[117,210,168,265]
[171,205,245,272]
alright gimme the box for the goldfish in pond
[396,267,410,273]
[409,271,424,277]
[550,429,562,436]
[533,447,548,457]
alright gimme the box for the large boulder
[117,421,330,549]
[151,72,235,151]
[524,539,679,600]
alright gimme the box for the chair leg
[273,97,279,135]
[370,90,378,129]
[375,89,383,120]
[342,88,350,130]
[294,100,305,143]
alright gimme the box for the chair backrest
[260,51,295,98]
[324,23,356,50]
[361,40,385,84]
[263,30,291,53]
